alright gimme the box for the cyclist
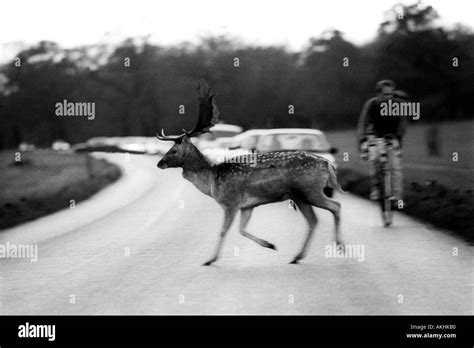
[357,80,408,206]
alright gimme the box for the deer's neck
[182,147,214,197]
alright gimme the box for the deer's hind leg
[239,208,277,250]
[290,200,317,264]
[307,193,343,247]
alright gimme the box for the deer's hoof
[266,243,277,251]
[289,258,300,264]
[202,259,216,266]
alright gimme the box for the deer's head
[156,80,219,170]
[157,136,195,169]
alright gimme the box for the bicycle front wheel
[380,170,393,227]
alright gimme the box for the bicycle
[365,134,400,227]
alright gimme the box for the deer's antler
[187,80,220,137]
[156,79,219,142]
[156,129,186,142]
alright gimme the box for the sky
[0,0,472,61]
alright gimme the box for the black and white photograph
[0,0,472,346]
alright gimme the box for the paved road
[1,154,472,314]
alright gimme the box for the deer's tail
[327,163,346,194]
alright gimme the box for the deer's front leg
[203,207,237,266]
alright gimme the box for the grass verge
[0,150,121,229]
[338,168,474,245]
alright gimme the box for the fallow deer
[157,80,344,265]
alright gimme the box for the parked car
[254,128,338,165]
[18,142,36,152]
[196,124,244,162]
[118,137,173,155]
[227,129,268,150]
[196,123,243,150]
[52,139,71,151]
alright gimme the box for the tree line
[0,2,472,148]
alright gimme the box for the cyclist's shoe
[370,187,380,201]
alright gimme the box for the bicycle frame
[367,134,399,226]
